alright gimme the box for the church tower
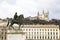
[36,10,49,20]
[37,11,40,20]
[37,11,39,17]
[44,10,49,20]
[43,10,44,14]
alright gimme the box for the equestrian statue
[7,12,24,29]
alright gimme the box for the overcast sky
[0,0,60,19]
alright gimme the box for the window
[37,36,38,39]
[34,36,36,39]
[51,32,52,35]
[56,32,58,35]
[29,29,30,31]
[53,32,55,35]
[53,36,55,39]
[48,36,49,39]
[45,36,46,39]
[53,29,55,31]
[48,29,49,31]
[40,29,41,31]
[26,29,27,31]
[56,36,58,39]
[5,36,6,40]
[56,29,58,31]
[37,32,38,34]
[42,32,44,35]
[40,32,41,34]
[2,37,3,39]
[29,32,30,36]
[32,36,33,39]
[40,36,41,39]
[48,32,49,35]
[29,36,30,39]
[32,32,33,34]
[5,33,6,40]
[26,36,27,39]
[34,32,36,34]
[43,36,44,39]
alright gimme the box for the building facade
[21,24,59,40]
[27,10,49,20]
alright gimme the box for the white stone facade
[21,25,59,40]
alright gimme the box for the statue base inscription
[6,29,26,40]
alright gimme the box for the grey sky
[0,0,60,19]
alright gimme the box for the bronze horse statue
[7,14,24,29]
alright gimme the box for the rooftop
[21,24,59,28]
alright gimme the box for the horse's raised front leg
[9,21,14,29]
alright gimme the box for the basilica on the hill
[27,10,49,21]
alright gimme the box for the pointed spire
[37,11,39,20]
[43,10,44,14]
[37,11,39,16]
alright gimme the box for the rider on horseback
[14,12,18,20]
[7,12,24,29]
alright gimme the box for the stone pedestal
[6,29,26,40]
